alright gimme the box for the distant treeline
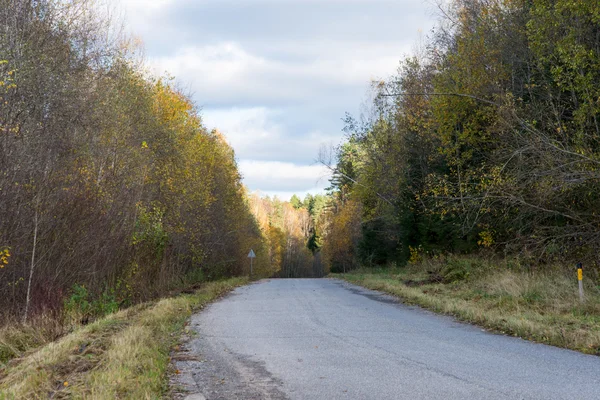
[321,0,600,272]
[248,193,327,278]
[0,0,267,322]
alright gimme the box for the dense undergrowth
[338,256,600,355]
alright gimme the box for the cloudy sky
[112,0,437,200]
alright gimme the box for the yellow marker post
[577,262,584,302]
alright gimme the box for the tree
[290,194,303,209]
[0,0,269,322]
[320,0,600,270]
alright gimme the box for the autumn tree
[0,0,267,323]
[321,0,600,271]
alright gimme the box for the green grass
[0,277,247,399]
[336,257,600,355]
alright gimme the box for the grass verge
[336,257,600,355]
[0,277,247,399]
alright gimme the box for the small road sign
[248,249,256,278]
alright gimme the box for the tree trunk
[23,207,39,324]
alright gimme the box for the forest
[0,0,336,323]
[2,0,599,326]
[0,0,327,326]
[320,0,600,276]
[249,193,328,278]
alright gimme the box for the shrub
[64,284,120,325]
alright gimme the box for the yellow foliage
[478,231,494,248]
[322,200,362,272]
[0,247,10,268]
[408,246,423,264]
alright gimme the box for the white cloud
[202,107,339,163]
[202,107,280,149]
[238,160,331,194]
[106,0,176,26]
[148,41,405,107]
[106,0,437,195]
[240,160,329,181]
[120,0,175,11]
[151,42,266,86]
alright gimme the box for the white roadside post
[248,249,256,278]
[577,262,584,302]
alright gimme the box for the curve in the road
[172,278,600,400]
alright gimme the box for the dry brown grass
[338,257,600,355]
[0,314,65,366]
[0,277,247,399]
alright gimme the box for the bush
[64,284,91,322]
[440,257,487,283]
[64,284,119,324]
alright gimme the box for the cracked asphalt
[171,278,600,400]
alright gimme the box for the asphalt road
[172,279,600,400]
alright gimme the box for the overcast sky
[112,0,437,200]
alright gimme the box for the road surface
[171,279,600,400]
